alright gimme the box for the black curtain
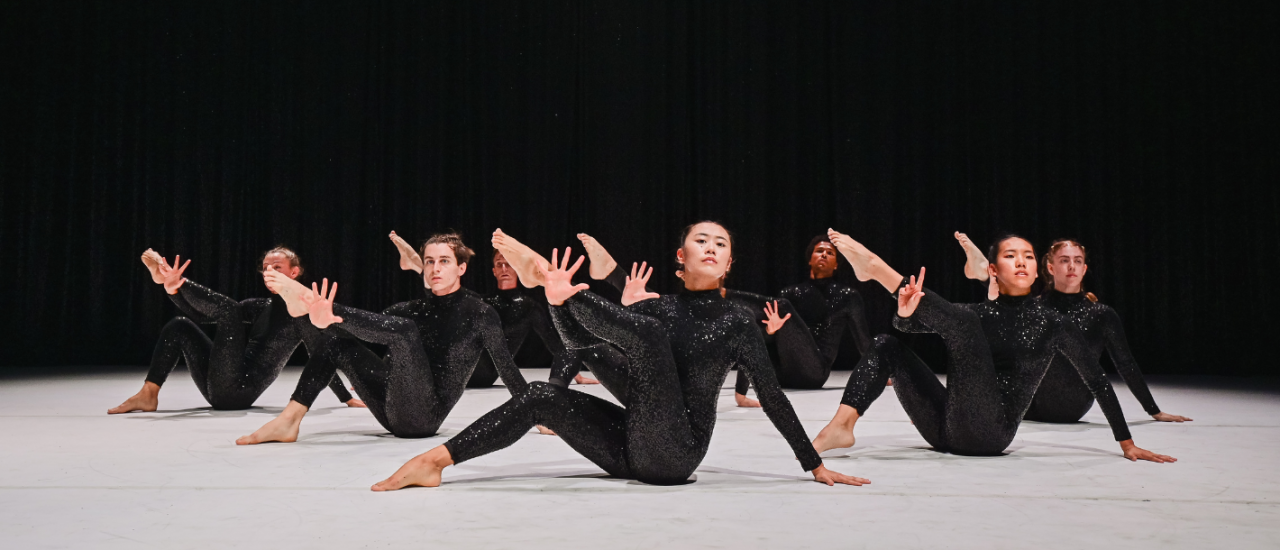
[2,1,1276,374]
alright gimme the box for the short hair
[258,245,303,275]
[986,234,1035,265]
[804,235,840,266]
[421,232,474,265]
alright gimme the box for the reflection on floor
[1,367,1276,549]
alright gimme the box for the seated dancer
[236,233,530,444]
[370,222,868,490]
[109,248,363,414]
[811,230,1175,463]
[388,231,598,387]
[953,233,1190,423]
[730,235,877,400]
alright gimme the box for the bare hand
[1120,440,1177,463]
[762,300,791,335]
[622,262,660,306]
[1152,412,1192,422]
[897,267,927,317]
[811,464,870,486]
[539,247,591,306]
[346,398,368,408]
[536,425,557,436]
[307,278,344,329]
[390,231,423,273]
[158,255,191,295]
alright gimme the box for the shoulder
[382,300,419,316]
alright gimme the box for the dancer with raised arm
[954,235,1190,423]
[109,248,363,414]
[811,230,1176,463]
[236,233,530,444]
[370,222,868,490]
[389,231,598,387]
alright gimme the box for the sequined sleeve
[479,305,529,396]
[1053,320,1133,441]
[323,303,418,346]
[1099,306,1160,415]
[170,280,239,322]
[555,291,665,352]
[734,328,824,471]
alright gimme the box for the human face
[675,222,732,290]
[492,252,517,290]
[1046,244,1088,294]
[261,252,300,293]
[422,243,467,295]
[989,238,1038,296]
[809,242,838,279]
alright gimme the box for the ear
[987,263,998,278]
[458,262,468,276]
[1045,262,1056,275]
[676,248,685,263]
[1078,264,1088,277]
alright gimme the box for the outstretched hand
[897,267,927,317]
[622,262,660,306]
[1120,440,1177,463]
[762,300,791,335]
[158,255,191,295]
[539,247,590,306]
[811,464,870,487]
[307,278,344,329]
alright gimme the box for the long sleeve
[168,280,238,322]
[478,307,528,396]
[734,329,823,471]
[1100,307,1160,415]
[1055,321,1133,441]
[324,303,418,346]
[553,291,665,352]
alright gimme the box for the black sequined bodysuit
[442,289,823,484]
[469,288,586,388]
[288,289,528,438]
[729,279,873,392]
[1023,290,1160,422]
[839,288,1133,455]
[145,281,352,410]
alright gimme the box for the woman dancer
[370,223,867,490]
[811,230,1175,462]
[109,248,362,414]
[954,235,1190,423]
[236,233,530,444]
[390,232,598,387]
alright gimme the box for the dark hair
[804,234,840,269]
[986,234,1035,265]
[1041,238,1098,302]
[675,220,734,288]
[258,245,303,275]
[421,231,475,265]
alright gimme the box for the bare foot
[236,401,306,445]
[812,404,860,454]
[346,398,368,408]
[735,392,762,408]
[108,382,160,414]
[536,425,557,435]
[827,229,902,292]
[372,447,453,491]
[389,231,423,273]
[492,229,549,288]
[573,374,600,385]
[955,232,989,280]
[576,233,618,280]
[141,249,165,284]
[263,270,311,317]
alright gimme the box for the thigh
[532,385,632,479]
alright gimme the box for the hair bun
[1085,292,1098,303]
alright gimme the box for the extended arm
[1099,308,1161,416]
[735,330,823,471]
[170,280,239,322]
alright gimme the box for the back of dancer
[109,248,359,414]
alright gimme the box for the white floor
[0,367,1277,549]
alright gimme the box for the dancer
[389,232,599,387]
[954,235,1190,423]
[371,223,868,490]
[811,230,1175,462]
[236,233,530,444]
[109,248,363,414]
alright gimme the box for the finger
[574,283,590,292]
[312,282,320,296]
[631,262,639,279]
[330,281,339,301]
[567,254,585,276]
[333,315,343,324]
[917,266,926,288]
[643,266,653,282]
[783,314,791,321]
[550,248,561,270]
[177,259,191,275]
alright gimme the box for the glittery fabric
[470,287,586,388]
[288,289,528,438]
[443,289,824,482]
[728,280,873,391]
[840,287,1133,455]
[1023,290,1160,422]
[145,280,350,410]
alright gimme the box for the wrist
[1119,439,1135,451]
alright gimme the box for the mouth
[701,257,717,265]
[1014,270,1029,277]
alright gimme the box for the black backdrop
[2,1,1276,374]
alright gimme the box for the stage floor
[0,367,1276,549]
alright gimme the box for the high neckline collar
[1047,289,1088,303]
[995,293,1033,308]
[679,287,723,299]
[424,286,466,304]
